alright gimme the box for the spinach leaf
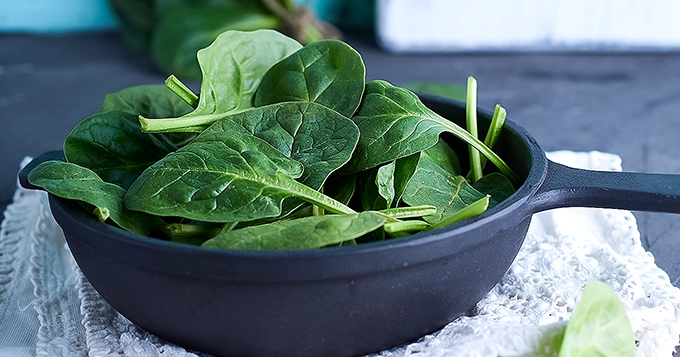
[28,161,164,236]
[151,8,280,80]
[202,211,386,250]
[392,153,421,206]
[142,29,302,133]
[64,110,178,189]
[402,155,487,224]
[421,138,461,176]
[254,39,366,118]
[472,173,516,208]
[125,129,355,223]
[558,280,636,357]
[96,84,193,118]
[213,102,360,189]
[426,195,489,231]
[341,80,518,185]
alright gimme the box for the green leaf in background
[151,8,281,80]
[558,280,636,357]
[153,0,270,19]
[254,39,366,118]
[472,172,516,208]
[64,110,178,190]
[402,81,467,101]
[214,102,360,190]
[202,211,386,250]
[402,155,487,224]
[142,30,302,132]
[125,128,355,223]
[110,0,156,52]
[28,161,163,236]
[342,80,518,184]
[96,84,193,118]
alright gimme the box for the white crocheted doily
[0,151,679,357]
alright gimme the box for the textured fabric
[1,152,679,357]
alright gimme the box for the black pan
[18,94,680,357]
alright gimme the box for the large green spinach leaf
[342,80,518,184]
[202,211,386,250]
[125,128,354,223]
[402,155,487,224]
[254,39,365,118]
[64,110,178,189]
[213,102,359,189]
[142,29,302,133]
[28,161,163,236]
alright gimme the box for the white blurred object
[377,0,680,52]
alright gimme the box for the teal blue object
[0,0,118,33]
[299,0,374,28]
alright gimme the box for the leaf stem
[139,113,226,133]
[377,205,437,219]
[426,195,489,231]
[439,117,519,185]
[480,104,507,170]
[289,180,356,215]
[165,75,199,108]
[466,76,483,183]
[384,220,429,233]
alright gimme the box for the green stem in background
[139,113,225,133]
[384,220,429,234]
[165,75,199,108]
[377,205,437,220]
[466,76,483,183]
[480,104,507,170]
[426,195,490,231]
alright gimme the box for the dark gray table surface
[2,32,680,288]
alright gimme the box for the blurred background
[2,0,680,288]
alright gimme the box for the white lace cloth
[1,151,679,357]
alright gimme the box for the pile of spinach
[28,29,519,250]
[110,0,341,80]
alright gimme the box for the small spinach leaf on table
[64,110,178,190]
[341,80,518,185]
[96,84,193,118]
[558,280,636,357]
[125,128,355,223]
[254,39,366,118]
[28,161,163,236]
[202,211,386,250]
[402,155,487,224]
[142,29,302,132]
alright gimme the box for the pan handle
[529,159,680,214]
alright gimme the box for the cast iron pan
[18,94,680,357]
